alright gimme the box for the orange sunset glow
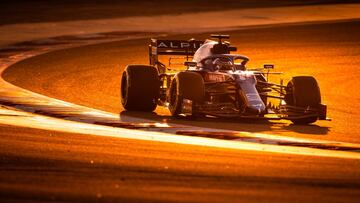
[0,1,360,202]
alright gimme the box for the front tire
[168,72,205,117]
[285,76,321,124]
[121,65,159,112]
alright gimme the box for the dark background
[1,0,359,25]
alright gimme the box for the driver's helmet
[213,57,233,71]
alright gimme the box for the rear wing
[149,39,204,67]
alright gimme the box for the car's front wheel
[168,72,204,117]
[285,76,321,124]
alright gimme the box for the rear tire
[285,76,321,124]
[168,72,204,117]
[121,65,159,112]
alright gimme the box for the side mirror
[263,64,274,81]
[184,61,197,67]
[264,64,274,69]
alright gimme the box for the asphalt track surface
[1,21,360,202]
[4,20,360,143]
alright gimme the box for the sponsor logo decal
[157,40,203,49]
[205,73,226,82]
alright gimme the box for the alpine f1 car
[121,34,329,124]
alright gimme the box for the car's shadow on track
[119,111,330,135]
[282,124,329,135]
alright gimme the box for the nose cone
[244,103,266,115]
[243,92,266,115]
[236,73,266,115]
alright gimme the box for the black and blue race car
[120,34,329,124]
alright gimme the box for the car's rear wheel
[285,76,321,124]
[121,65,159,112]
[168,72,204,117]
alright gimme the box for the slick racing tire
[121,65,159,112]
[168,72,205,117]
[285,76,321,124]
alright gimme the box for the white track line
[1,107,360,159]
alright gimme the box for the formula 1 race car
[120,34,329,124]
